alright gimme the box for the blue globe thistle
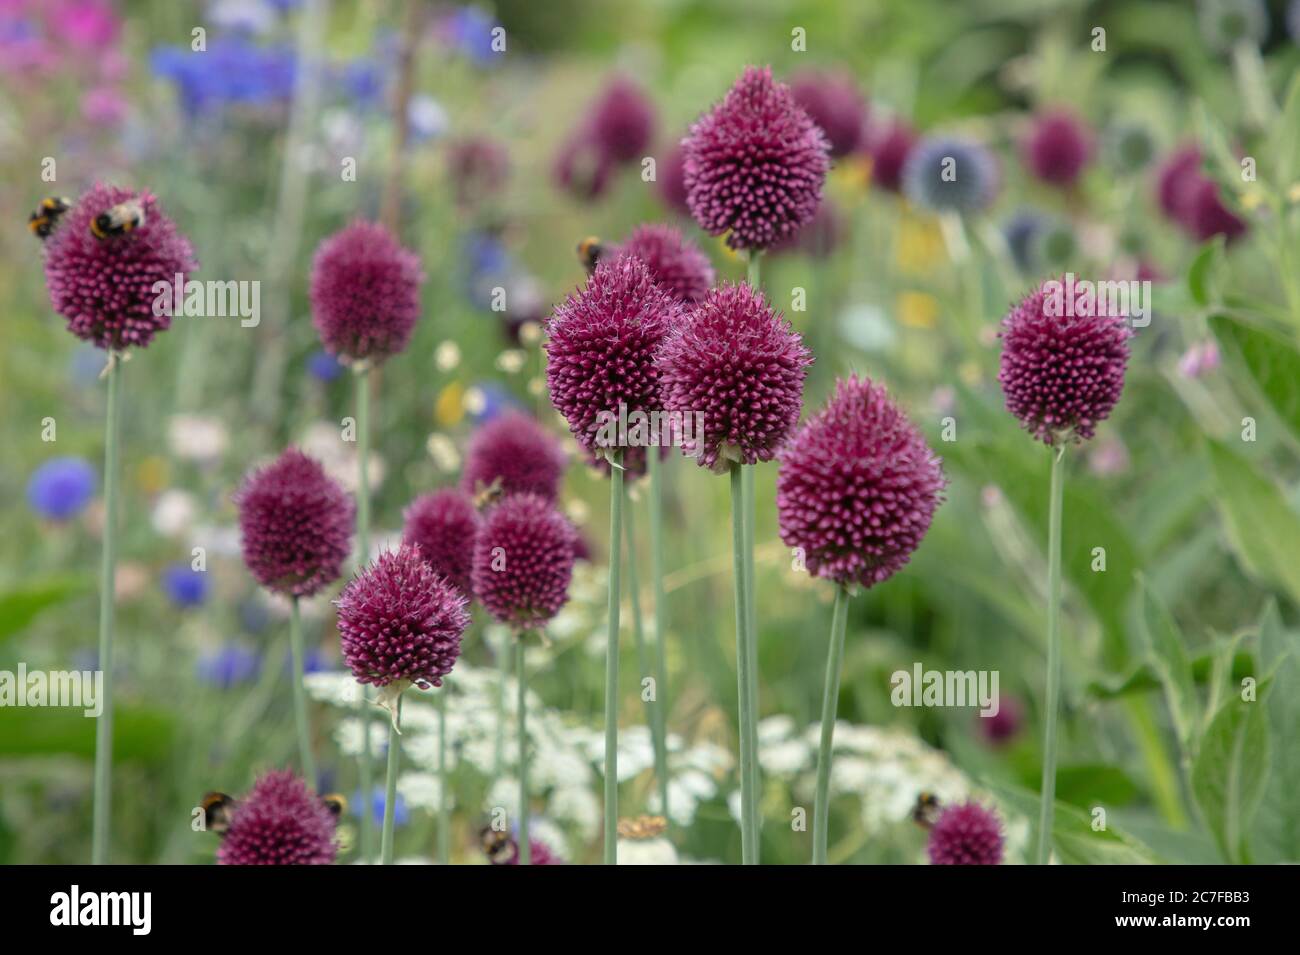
[1002,209,1047,274]
[162,564,210,608]
[1197,0,1268,52]
[902,137,999,214]
[197,645,261,689]
[27,457,96,521]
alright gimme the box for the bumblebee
[28,196,72,240]
[471,476,504,511]
[912,791,941,828]
[199,790,347,836]
[90,198,145,240]
[480,825,516,865]
[577,235,604,274]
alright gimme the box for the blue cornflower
[196,645,262,689]
[466,381,520,425]
[162,564,210,609]
[442,6,502,66]
[902,136,999,214]
[151,38,297,114]
[353,788,409,828]
[307,350,344,382]
[27,458,96,521]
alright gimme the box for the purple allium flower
[588,76,656,164]
[683,65,831,251]
[867,118,916,193]
[309,220,425,364]
[902,136,999,214]
[461,411,567,503]
[770,198,841,258]
[553,132,614,201]
[162,563,209,608]
[336,543,470,690]
[545,256,681,457]
[978,695,1023,744]
[790,70,868,158]
[498,837,563,865]
[26,456,96,521]
[1155,146,1247,242]
[472,493,576,631]
[657,282,811,471]
[777,376,944,589]
[217,770,338,866]
[1021,110,1092,187]
[197,644,261,689]
[445,135,510,207]
[658,141,691,215]
[42,183,197,351]
[617,223,715,304]
[998,280,1131,445]
[235,448,354,598]
[927,801,1004,865]
[402,488,479,599]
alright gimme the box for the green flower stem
[1036,445,1066,865]
[730,464,758,864]
[494,629,509,780]
[380,694,402,865]
[624,493,670,817]
[741,463,760,853]
[517,636,531,865]
[646,452,671,821]
[436,685,450,865]
[813,584,851,865]
[354,365,374,864]
[603,450,624,864]
[288,596,316,787]
[91,352,122,865]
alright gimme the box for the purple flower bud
[867,118,916,193]
[790,70,868,158]
[217,770,338,865]
[472,493,576,631]
[1022,110,1093,187]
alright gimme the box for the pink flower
[462,411,567,503]
[790,70,868,158]
[217,770,337,866]
[1021,110,1092,187]
[616,223,715,304]
[927,801,1004,865]
[402,489,480,600]
[472,493,576,631]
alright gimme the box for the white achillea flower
[167,414,229,462]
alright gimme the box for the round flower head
[27,456,96,521]
[309,220,425,364]
[1198,0,1267,52]
[43,183,197,351]
[402,489,480,599]
[683,65,831,251]
[617,223,715,304]
[1155,145,1247,242]
[472,493,576,631]
[1021,110,1092,187]
[867,118,916,193]
[777,376,944,589]
[336,543,470,690]
[903,136,999,214]
[790,70,868,158]
[461,410,567,503]
[588,76,656,164]
[927,801,1004,865]
[1003,209,1049,274]
[217,770,338,866]
[236,448,354,598]
[998,279,1131,445]
[546,255,681,457]
[658,282,811,471]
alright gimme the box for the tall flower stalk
[728,462,758,862]
[645,454,671,821]
[603,454,624,863]
[777,377,945,864]
[354,366,374,863]
[91,354,121,866]
[997,279,1131,864]
[380,695,402,865]
[288,597,316,786]
[516,637,531,865]
[436,684,451,865]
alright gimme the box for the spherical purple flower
[927,801,1004,865]
[546,255,682,457]
[1021,110,1093,188]
[336,543,470,690]
[657,282,811,471]
[42,183,197,351]
[998,279,1131,445]
[309,220,425,364]
[216,770,338,866]
[616,223,715,304]
[588,76,656,164]
[790,70,868,158]
[26,456,96,521]
[472,493,576,631]
[777,376,945,589]
[978,695,1023,745]
[236,448,354,598]
[461,411,567,503]
[683,65,830,251]
[1155,146,1247,242]
[867,118,916,193]
[402,489,479,600]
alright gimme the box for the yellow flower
[434,381,466,428]
[897,291,939,329]
[136,456,169,495]
[894,212,946,274]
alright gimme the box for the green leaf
[1054,764,1141,807]
[0,705,175,762]
[0,576,91,643]
[1253,602,1300,862]
[990,783,1160,864]
[1210,314,1300,445]
[1139,581,1199,758]
[1187,238,1224,307]
[1190,689,1271,864]
[1206,440,1300,605]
